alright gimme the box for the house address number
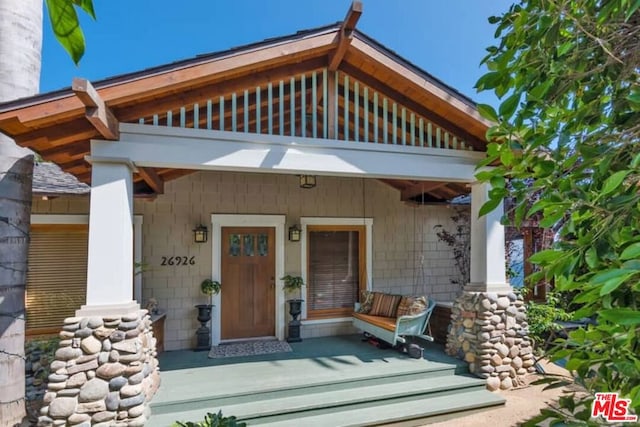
[161,256,196,266]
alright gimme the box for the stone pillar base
[445,290,536,390]
[37,310,160,426]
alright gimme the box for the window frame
[300,217,373,320]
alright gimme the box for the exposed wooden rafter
[328,1,363,71]
[401,181,448,201]
[72,78,119,140]
[137,167,164,195]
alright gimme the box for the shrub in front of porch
[174,410,246,427]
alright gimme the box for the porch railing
[137,69,473,152]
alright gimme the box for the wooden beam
[328,1,363,71]
[72,78,120,140]
[346,38,491,140]
[401,181,448,201]
[137,167,164,194]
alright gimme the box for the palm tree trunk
[0,0,42,424]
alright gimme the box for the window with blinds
[307,225,366,318]
[26,225,88,335]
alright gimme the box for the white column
[77,159,139,316]
[133,215,144,304]
[467,181,511,293]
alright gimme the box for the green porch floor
[149,335,503,426]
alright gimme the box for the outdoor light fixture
[193,225,208,243]
[288,225,301,242]
[299,175,316,189]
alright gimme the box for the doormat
[208,340,293,359]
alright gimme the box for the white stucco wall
[32,171,465,350]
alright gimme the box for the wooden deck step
[247,388,506,427]
[148,374,503,427]
[147,336,504,427]
[151,353,464,413]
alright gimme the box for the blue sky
[41,1,513,107]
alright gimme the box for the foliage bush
[523,290,572,348]
[477,0,640,423]
[173,410,246,427]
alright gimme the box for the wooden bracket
[137,167,164,194]
[72,78,120,140]
[328,1,363,71]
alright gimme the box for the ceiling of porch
[0,2,490,201]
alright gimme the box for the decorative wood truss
[0,2,490,200]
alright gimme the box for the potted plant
[195,278,221,351]
[281,275,304,342]
[200,278,222,297]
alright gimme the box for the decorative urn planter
[282,275,305,343]
[195,304,213,351]
[194,279,221,351]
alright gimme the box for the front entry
[221,227,276,340]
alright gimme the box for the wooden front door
[221,227,276,340]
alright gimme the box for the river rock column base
[37,310,160,427]
[445,291,535,391]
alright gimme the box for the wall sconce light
[299,175,316,189]
[193,225,208,243]
[288,224,301,242]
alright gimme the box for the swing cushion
[352,313,397,332]
[356,290,376,314]
[396,296,428,317]
[369,293,402,317]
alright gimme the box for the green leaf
[600,170,630,196]
[621,242,640,260]
[72,0,96,19]
[46,0,86,64]
[490,175,505,189]
[539,208,564,228]
[591,268,634,284]
[599,308,640,325]
[627,92,640,106]
[556,41,573,57]
[477,104,499,123]
[475,170,495,182]
[626,0,640,21]
[526,200,549,217]
[564,357,585,371]
[478,196,502,217]
[599,273,633,295]
[475,72,503,91]
[585,247,598,269]
[499,93,520,120]
[528,249,560,264]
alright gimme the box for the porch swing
[353,181,436,358]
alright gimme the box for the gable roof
[0,6,490,199]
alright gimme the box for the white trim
[300,217,373,320]
[84,156,138,173]
[118,123,484,161]
[133,215,143,304]
[468,182,510,293]
[210,214,286,346]
[301,317,352,325]
[31,214,88,224]
[91,124,482,182]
